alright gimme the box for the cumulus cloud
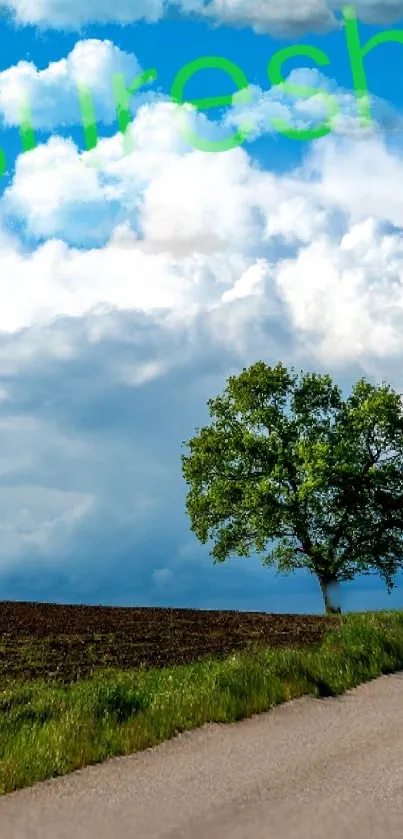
[2,0,403,34]
[273,216,403,362]
[0,39,156,130]
[0,79,403,606]
[3,95,403,364]
[0,35,400,205]
[3,66,400,250]
[226,68,403,141]
[0,222,264,333]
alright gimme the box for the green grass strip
[0,609,403,795]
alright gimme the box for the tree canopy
[181,361,403,614]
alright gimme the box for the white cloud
[225,68,403,142]
[273,216,403,363]
[2,0,403,34]
[4,77,382,251]
[0,36,400,196]
[1,0,168,27]
[221,260,268,301]
[0,223,263,333]
[310,135,403,229]
[0,39,150,130]
[3,96,403,366]
[198,0,338,36]
[1,100,226,245]
[1,79,403,605]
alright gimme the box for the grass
[0,608,402,796]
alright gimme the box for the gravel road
[1,671,402,838]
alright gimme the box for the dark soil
[0,600,341,687]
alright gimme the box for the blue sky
[0,0,403,614]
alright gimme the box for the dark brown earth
[0,600,341,687]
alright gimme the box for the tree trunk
[318,576,342,615]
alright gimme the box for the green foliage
[181,360,403,603]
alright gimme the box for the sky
[0,1,402,614]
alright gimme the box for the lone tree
[181,361,403,615]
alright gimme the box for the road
[0,671,402,838]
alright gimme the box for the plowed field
[0,600,341,687]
